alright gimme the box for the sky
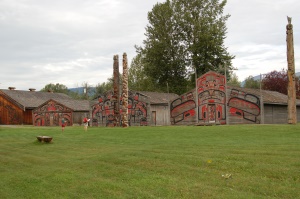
[0,0,299,91]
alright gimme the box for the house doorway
[151,111,156,126]
[208,104,216,123]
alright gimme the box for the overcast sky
[0,0,299,91]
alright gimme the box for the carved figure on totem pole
[113,55,120,126]
[286,16,297,124]
[122,53,129,127]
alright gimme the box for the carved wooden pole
[113,55,120,126]
[122,53,129,127]
[286,17,297,124]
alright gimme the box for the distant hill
[69,87,96,96]
[241,72,300,87]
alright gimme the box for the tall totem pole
[121,53,129,127]
[113,55,120,126]
[286,16,297,124]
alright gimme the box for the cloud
[224,0,300,81]
[0,0,299,90]
[0,0,164,90]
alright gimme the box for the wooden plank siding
[73,112,89,126]
[23,110,33,125]
[0,95,23,125]
[150,104,170,126]
[33,99,73,126]
[264,104,300,124]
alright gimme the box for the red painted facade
[33,100,73,126]
[170,71,261,125]
[92,91,148,127]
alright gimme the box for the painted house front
[0,88,90,126]
[92,90,178,127]
[170,71,300,125]
[33,99,73,126]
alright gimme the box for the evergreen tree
[227,72,241,87]
[243,76,260,89]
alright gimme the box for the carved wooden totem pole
[121,53,129,127]
[286,17,297,124]
[113,55,120,126]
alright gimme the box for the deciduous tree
[40,83,68,94]
[136,0,234,94]
[262,69,300,97]
[128,53,156,91]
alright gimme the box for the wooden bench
[36,136,53,143]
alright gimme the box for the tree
[262,69,287,94]
[93,74,122,98]
[243,76,260,89]
[227,72,241,87]
[173,0,234,75]
[138,1,188,94]
[136,0,234,94]
[128,53,156,91]
[40,83,69,94]
[94,81,113,98]
[262,69,300,97]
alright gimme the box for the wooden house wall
[73,111,89,125]
[297,107,300,122]
[33,100,73,126]
[227,88,261,124]
[264,104,300,124]
[150,104,170,126]
[0,95,23,125]
[170,71,226,125]
[92,91,150,127]
[23,110,33,125]
[170,72,262,126]
[170,90,197,125]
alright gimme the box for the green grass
[0,124,299,199]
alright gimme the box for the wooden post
[113,55,120,126]
[122,53,129,127]
[195,67,198,125]
[286,17,297,124]
[224,65,229,125]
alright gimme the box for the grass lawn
[0,124,299,199]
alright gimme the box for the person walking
[61,118,66,132]
[83,117,90,132]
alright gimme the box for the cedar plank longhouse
[0,88,90,126]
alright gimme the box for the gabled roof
[136,91,179,104]
[53,98,91,111]
[0,89,90,111]
[228,86,300,105]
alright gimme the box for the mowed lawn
[0,124,299,199]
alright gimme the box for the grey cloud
[1,0,299,89]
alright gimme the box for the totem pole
[121,53,129,127]
[113,55,120,126]
[286,16,297,124]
